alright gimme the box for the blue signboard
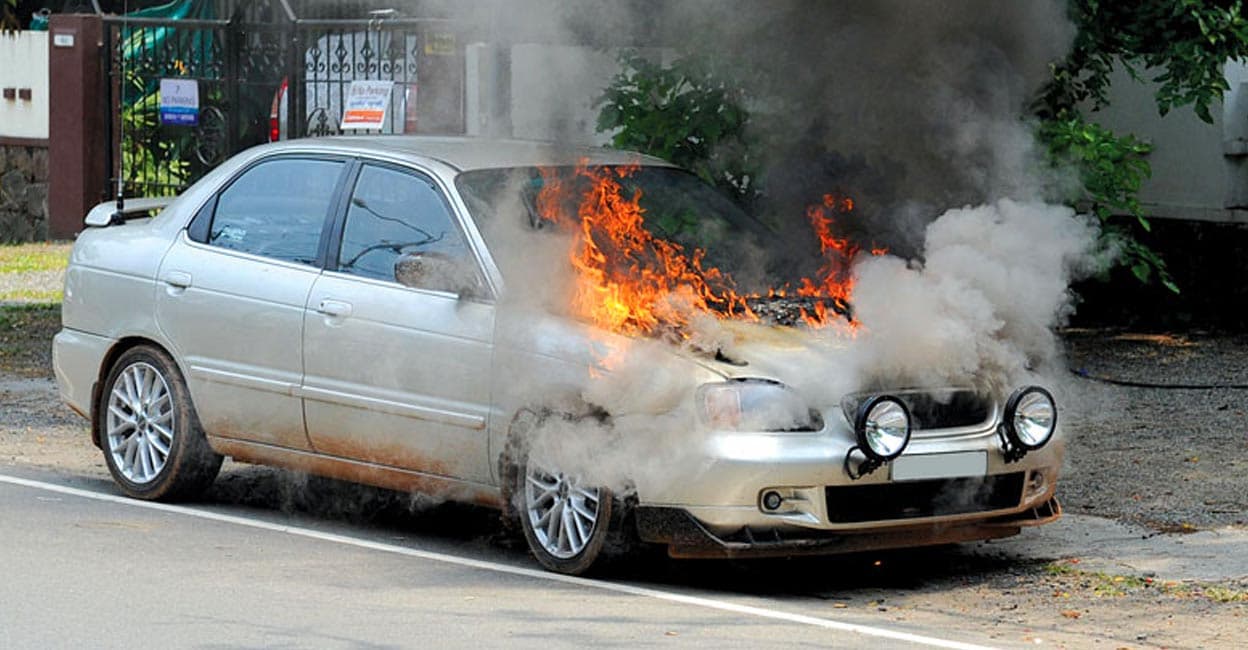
[159,78,199,126]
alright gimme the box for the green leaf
[596,52,756,206]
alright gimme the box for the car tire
[98,345,223,501]
[502,408,631,575]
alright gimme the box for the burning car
[53,136,1062,575]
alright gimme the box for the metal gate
[101,0,461,198]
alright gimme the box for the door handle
[163,270,192,288]
[316,299,352,318]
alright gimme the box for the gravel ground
[0,377,100,476]
[0,304,60,379]
[1060,331,1248,531]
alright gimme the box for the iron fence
[102,2,459,198]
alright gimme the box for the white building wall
[0,32,50,140]
[1091,61,1248,223]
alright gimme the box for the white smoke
[518,199,1106,495]
[390,1,1104,496]
[848,199,1105,394]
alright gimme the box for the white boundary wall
[0,31,50,139]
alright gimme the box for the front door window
[338,164,481,294]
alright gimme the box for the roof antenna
[112,0,129,225]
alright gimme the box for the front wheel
[518,461,615,575]
[99,345,222,501]
[502,407,631,575]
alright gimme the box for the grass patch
[0,303,61,378]
[0,242,70,303]
[0,288,63,303]
[1198,584,1248,603]
[0,242,72,274]
[1043,561,1248,602]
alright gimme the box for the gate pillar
[415,24,465,134]
[47,13,106,239]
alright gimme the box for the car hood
[678,319,861,401]
[500,308,871,415]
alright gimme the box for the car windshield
[456,165,772,285]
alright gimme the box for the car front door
[301,162,495,483]
[156,156,349,450]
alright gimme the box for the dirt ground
[3,307,1246,648]
[1060,330,1248,532]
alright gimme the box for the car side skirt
[208,437,504,509]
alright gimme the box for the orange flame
[538,164,753,339]
[537,163,883,339]
[789,194,883,327]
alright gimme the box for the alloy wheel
[105,362,175,484]
[524,467,601,559]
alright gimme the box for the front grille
[841,390,994,432]
[825,472,1025,524]
[904,391,992,430]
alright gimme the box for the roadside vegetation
[1044,560,1248,604]
[0,0,17,31]
[0,242,68,377]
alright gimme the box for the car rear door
[301,161,495,483]
[156,155,350,450]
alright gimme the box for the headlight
[854,395,911,461]
[697,380,821,432]
[1004,386,1057,450]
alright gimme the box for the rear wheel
[99,345,222,501]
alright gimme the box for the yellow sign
[424,33,456,56]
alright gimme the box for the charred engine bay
[659,294,853,364]
[744,294,853,326]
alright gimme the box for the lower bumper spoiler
[636,497,1062,560]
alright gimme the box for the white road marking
[1,472,996,650]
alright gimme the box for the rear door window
[204,158,345,265]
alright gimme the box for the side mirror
[394,251,481,298]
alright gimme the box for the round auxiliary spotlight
[854,395,912,462]
[1003,386,1057,451]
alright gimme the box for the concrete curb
[975,513,1248,582]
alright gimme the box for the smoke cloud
[415,0,1075,237]
[848,200,1103,393]
[398,1,1099,493]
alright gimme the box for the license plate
[891,451,987,481]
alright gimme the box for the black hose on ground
[1070,368,1248,390]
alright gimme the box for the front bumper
[633,416,1064,555]
[637,497,1062,559]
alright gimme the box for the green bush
[1039,114,1178,292]
[595,53,758,207]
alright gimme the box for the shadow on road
[204,463,1034,601]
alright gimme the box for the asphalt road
[3,462,1245,649]
[0,466,1000,650]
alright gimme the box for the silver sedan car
[54,137,1062,575]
